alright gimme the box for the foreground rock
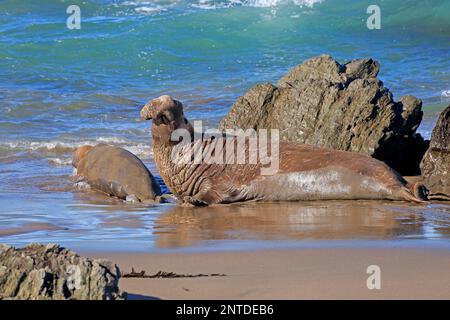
[420,105,450,195]
[219,55,428,175]
[0,243,124,300]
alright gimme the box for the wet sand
[91,248,450,300]
[151,200,450,248]
[0,198,449,251]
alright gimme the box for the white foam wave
[441,90,450,97]
[191,0,322,10]
[115,0,323,15]
[97,137,129,144]
[48,158,73,166]
[124,144,154,158]
[1,137,129,151]
[134,5,167,14]
[1,137,154,166]
[118,0,176,15]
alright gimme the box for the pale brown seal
[140,95,427,206]
[72,144,162,203]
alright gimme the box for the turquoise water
[0,0,449,251]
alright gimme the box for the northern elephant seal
[140,95,427,206]
[72,144,162,203]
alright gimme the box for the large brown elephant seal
[140,95,427,206]
[72,144,162,203]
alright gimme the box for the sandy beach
[90,247,450,300]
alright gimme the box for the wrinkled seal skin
[72,144,162,202]
[141,95,427,206]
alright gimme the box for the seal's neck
[151,123,193,147]
[151,119,194,196]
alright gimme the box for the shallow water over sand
[1,174,449,251]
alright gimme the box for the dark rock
[0,243,125,300]
[420,105,450,194]
[219,55,427,175]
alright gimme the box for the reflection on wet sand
[69,191,166,230]
[153,201,450,248]
[0,223,65,237]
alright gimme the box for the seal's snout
[140,95,182,121]
[140,103,153,120]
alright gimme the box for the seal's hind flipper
[413,182,429,202]
[400,182,428,203]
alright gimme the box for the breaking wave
[0,137,153,166]
[190,0,322,10]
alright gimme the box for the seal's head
[72,145,93,168]
[140,95,192,144]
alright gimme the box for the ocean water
[0,0,449,252]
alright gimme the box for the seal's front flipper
[182,196,208,207]
[155,193,175,203]
[74,180,91,190]
[125,194,139,203]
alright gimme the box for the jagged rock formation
[219,55,428,175]
[0,243,124,300]
[420,105,450,194]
